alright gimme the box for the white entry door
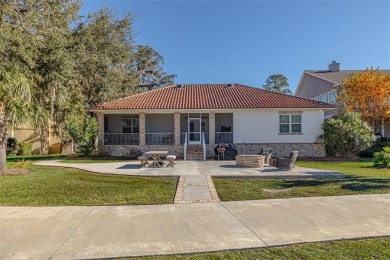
[189,119,201,144]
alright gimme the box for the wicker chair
[260,148,273,165]
[277,151,298,170]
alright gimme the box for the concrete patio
[34,160,344,178]
[34,160,344,204]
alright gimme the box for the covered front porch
[100,112,234,146]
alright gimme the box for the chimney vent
[176,84,182,89]
[226,83,234,88]
[328,61,340,72]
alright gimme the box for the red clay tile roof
[91,84,334,110]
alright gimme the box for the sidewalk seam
[219,202,268,246]
[48,207,95,259]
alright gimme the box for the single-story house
[90,84,334,159]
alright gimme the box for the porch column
[96,112,104,146]
[139,112,146,145]
[209,111,215,145]
[174,112,181,145]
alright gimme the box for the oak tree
[263,74,292,94]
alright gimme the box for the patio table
[143,151,169,167]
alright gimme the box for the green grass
[0,162,177,206]
[6,154,133,164]
[6,154,71,162]
[214,161,390,201]
[128,237,390,259]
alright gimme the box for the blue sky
[82,0,390,92]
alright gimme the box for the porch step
[186,145,204,160]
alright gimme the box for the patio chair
[277,151,298,170]
[259,148,273,165]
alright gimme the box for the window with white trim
[279,114,302,133]
[319,94,327,103]
[122,118,139,133]
[328,91,337,103]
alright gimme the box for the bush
[373,147,390,167]
[317,111,375,157]
[358,144,383,158]
[76,117,98,157]
[16,142,32,156]
[126,147,142,159]
[6,137,18,155]
[14,159,29,169]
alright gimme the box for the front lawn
[0,162,177,206]
[6,154,71,162]
[131,237,390,259]
[214,160,390,201]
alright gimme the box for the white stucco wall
[233,110,324,143]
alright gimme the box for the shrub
[76,117,98,157]
[373,147,390,167]
[358,145,383,158]
[317,111,375,157]
[14,159,29,169]
[6,137,18,155]
[126,147,142,159]
[16,142,32,156]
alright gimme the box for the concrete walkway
[1,194,389,259]
[174,175,220,203]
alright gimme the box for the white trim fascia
[91,107,334,114]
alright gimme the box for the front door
[189,119,201,144]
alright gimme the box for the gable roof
[295,69,390,95]
[306,70,390,85]
[91,84,333,111]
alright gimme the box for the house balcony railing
[146,133,174,145]
[181,132,209,144]
[215,132,233,144]
[104,133,139,145]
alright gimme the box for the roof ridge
[91,83,335,110]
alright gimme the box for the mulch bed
[0,168,32,176]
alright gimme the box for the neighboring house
[91,84,333,159]
[7,123,72,155]
[295,61,390,137]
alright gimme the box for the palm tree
[0,68,33,172]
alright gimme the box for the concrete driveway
[1,194,389,259]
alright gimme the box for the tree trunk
[40,124,49,155]
[0,102,7,172]
[381,119,385,137]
